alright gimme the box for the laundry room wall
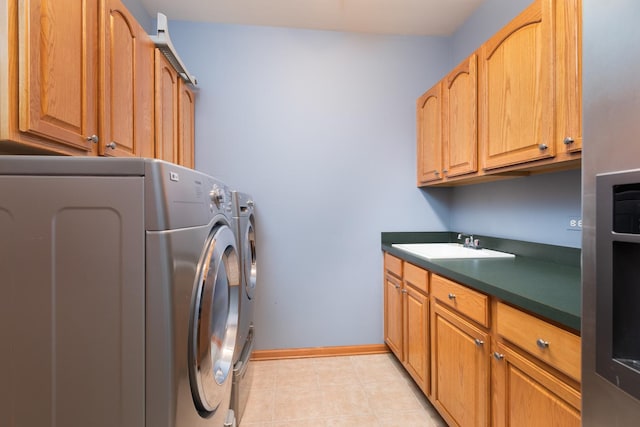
[444,0,583,248]
[168,22,453,350]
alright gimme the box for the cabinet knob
[536,338,550,349]
[493,352,504,361]
[563,136,575,145]
[105,142,117,150]
[393,283,400,290]
[539,143,548,150]
[448,293,456,300]
[434,171,440,176]
[474,338,484,346]
[86,134,99,144]
[401,289,408,294]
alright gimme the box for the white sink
[391,243,515,260]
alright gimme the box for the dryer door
[190,224,240,414]
[244,214,257,300]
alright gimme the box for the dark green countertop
[382,232,581,332]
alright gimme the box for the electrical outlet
[568,216,582,231]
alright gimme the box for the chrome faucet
[457,233,481,249]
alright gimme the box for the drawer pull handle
[536,338,550,349]
[448,293,456,300]
[493,352,504,361]
[474,338,484,346]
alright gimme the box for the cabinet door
[404,285,429,395]
[492,342,581,427]
[443,54,478,178]
[384,274,403,359]
[19,0,98,154]
[154,49,178,164]
[432,304,490,427]
[555,0,582,154]
[479,0,554,170]
[178,79,195,168]
[100,0,154,157]
[417,83,442,185]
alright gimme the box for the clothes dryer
[230,191,257,424]
[0,156,238,427]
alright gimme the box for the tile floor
[240,353,448,426]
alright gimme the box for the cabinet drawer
[496,301,581,382]
[431,274,489,327]
[384,252,403,278]
[404,262,428,294]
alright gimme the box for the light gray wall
[444,0,583,247]
[168,22,452,350]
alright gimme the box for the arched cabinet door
[190,224,240,414]
[480,0,555,170]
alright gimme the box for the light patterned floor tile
[240,354,446,427]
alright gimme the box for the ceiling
[138,0,486,36]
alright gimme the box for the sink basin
[391,243,515,260]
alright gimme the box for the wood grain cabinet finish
[403,262,430,394]
[443,53,478,180]
[155,50,196,168]
[177,79,195,168]
[382,253,582,426]
[99,0,154,158]
[1,0,98,155]
[417,0,582,186]
[491,341,580,427]
[384,253,403,359]
[1,0,155,157]
[496,301,581,382]
[383,254,430,395]
[479,0,555,170]
[416,82,443,185]
[432,302,490,427]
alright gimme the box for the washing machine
[0,156,238,427]
[230,191,257,424]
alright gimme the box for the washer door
[190,224,240,414]
[244,214,257,300]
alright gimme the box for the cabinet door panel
[384,275,403,359]
[433,304,490,427]
[481,0,554,170]
[101,0,154,158]
[492,342,580,427]
[155,50,178,163]
[404,287,429,394]
[417,83,442,184]
[178,79,195,168]
[444,54,477,178]
[20,0,97,152]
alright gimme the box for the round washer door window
[190,224,240,414]
[244,215,257,300]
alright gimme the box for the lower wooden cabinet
[382,251,581,427]
[491,342,580,427]
[383,254,430,394]
[432,302,490,427]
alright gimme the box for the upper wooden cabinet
[417,0,582,186]
[479,0,555,170]
[177,79,196,169]
[99,0,154,158]
[443,54,478,179]
[417,83,443,185]
[154,50,179,164]
[0,0,155,157]
[1,0,98,155]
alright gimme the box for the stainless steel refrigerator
[582,1,640,424]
